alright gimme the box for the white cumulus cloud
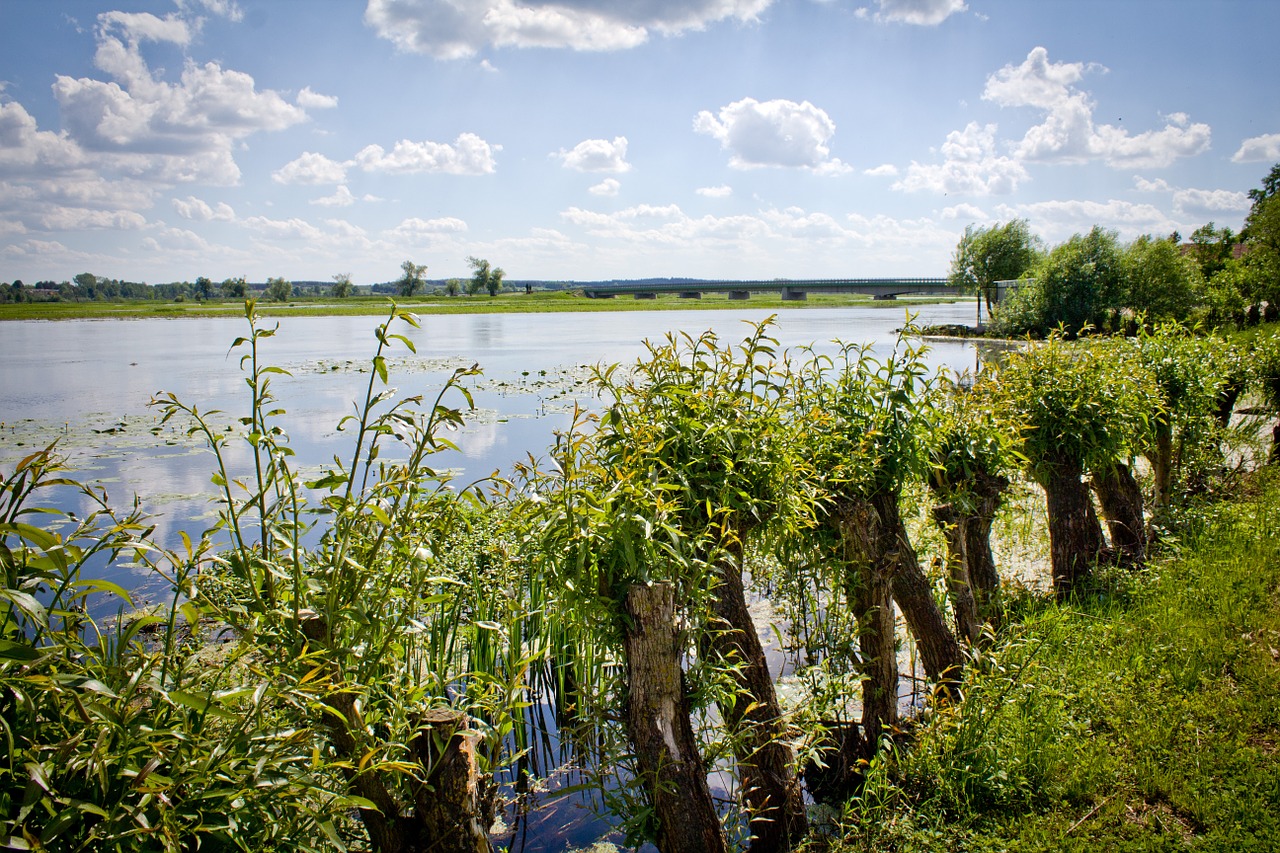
[589,178,621,196]
[870,0,967,26]
[296,87,339,109]
[355,133,499,175]
[172,195,235,220]
[273,152,349,185]
[983,47,1210,168]
[697,185,733,198]
[694,97,851,173]
[895,122,1028,195]
[364,0,772,59]
[1233,132,1280,163]
[558,137,631,173]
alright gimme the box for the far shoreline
[0,290,972,322]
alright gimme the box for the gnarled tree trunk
[832,499,898,761]
[931,502,979,645]
[1040,457,1106,598]
[871,492,962,691]
[623,583,727,853]
[1091,460,1146,563]
[964,471,1008,625]
[704,541,807,853]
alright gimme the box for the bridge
[581,277,958,301]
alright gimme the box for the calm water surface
[1,304,986,586]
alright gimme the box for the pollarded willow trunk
[1091,460,1146,563]
[1147,419,1175,514]
[832,499,898,762]
[300,615,493,853]
[704,541,808,853]
[871,491,963,691]
[623,583,727,853]
[930,502,979,645]
[964,471,1008,625]
[1039,457,1107,598]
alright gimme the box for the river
[1,302,987,599]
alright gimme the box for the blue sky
[1,0,1277,285]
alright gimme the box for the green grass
[0,290,965,321]
[825,469,1280,852]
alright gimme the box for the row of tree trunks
[964,471,1009,625]
[704,541,808,852]
[623,583,728,853]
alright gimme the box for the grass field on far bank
[0,289,969,321]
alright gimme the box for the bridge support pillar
[729,290,750,301]
[873,293,897,301]
[781,288,807,301]
[679,291,702,299]
[634,292,656,300]
[594,292,616,299]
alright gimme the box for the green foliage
[1,448,339,850]
[264,276,292,302]
[1122,234,1203,323]
[989,333,1157,482]
[467,257,505,298]
[925,380,1017,504]
[149,300,537,848]
[1012,227,1126,337]
[793,326,939,503]
[329,273,354,299]
[949,220,1041,321]
[396,260,427,297]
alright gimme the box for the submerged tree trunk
[623,583,727,853]
[1040,458,1106,598]
[703,541,808,853]
[931,502,979,645]
[1091,460,1146,563]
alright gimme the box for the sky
[1,0,1277,286]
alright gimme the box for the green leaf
[0,639,41,661]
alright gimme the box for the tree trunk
[1147,420,1174,513]
[409,709,493,853]
[704,542,808,852]
[1040,459,1106,598]
[301,614,493,853]
[964,472,1008,625]
[1216,378,1244,429]
[1090,460,1146,564]
[832,499,898,760]
[931,503,979,645]
[873,492,963,691]
[623,583,727,853]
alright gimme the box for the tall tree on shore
[467,256,505,297]
[397,260,427,297]
[949,219,1041,323]
[331,272,355,298]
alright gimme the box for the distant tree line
[951,162,1280,337]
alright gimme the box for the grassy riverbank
[0,290,965,321]
[827,469,1280,852]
